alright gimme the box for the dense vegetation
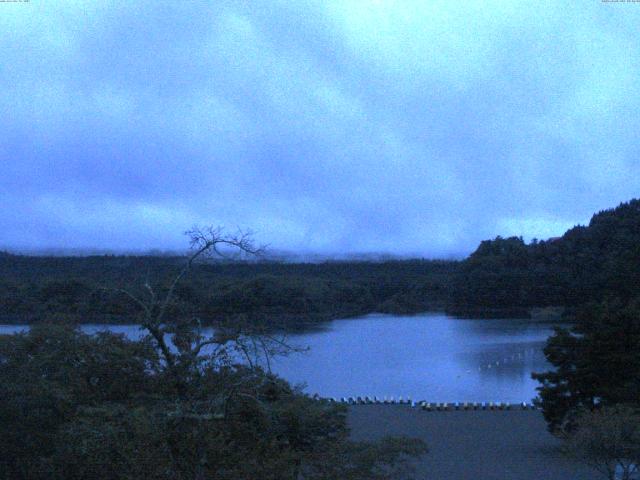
[451,199,640,318]
[523,201,640,470]
[561,405,640,480]
[0,229,426,479]
[0,324,426,480]
[0,255,456,326]
[1,198,639,326]
[533,299,640,432]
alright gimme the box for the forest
[0,255,456,327]
[0,200,640,328]
[1,198,639,326]
[450,198,640,318]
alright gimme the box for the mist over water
[0,313,557,403]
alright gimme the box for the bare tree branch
[110,225,305,411]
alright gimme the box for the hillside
[449,199,640,317]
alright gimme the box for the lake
[0,312,560,403]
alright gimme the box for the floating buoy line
[310,395,539,411]
[305,346,546,411]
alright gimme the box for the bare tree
[562,405,640,480]
[116,226,297,398]
[110,227,320,480]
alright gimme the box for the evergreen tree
[533,299,640,432]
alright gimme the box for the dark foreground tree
[0,227,426,480]
[562,405,640,480]
[533,299,640,432]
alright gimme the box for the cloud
[1,1,639,256]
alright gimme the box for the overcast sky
[1,1,639,257]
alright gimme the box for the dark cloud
[1,1,639,256]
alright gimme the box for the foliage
[0,255,456,326]
[0,324,159,479]
[562,405,640,480]
[0,324,426,480]
[532,299,640,432]
[450,198,640,317]
[0,227,427,479]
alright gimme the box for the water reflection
[269,313,561,403]
[0,313,563,403]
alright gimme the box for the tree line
[450,199,640,318]
[2,199,639,326]
[0,254,456,327]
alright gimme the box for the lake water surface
[0,312,560,403]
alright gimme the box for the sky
[1,1,639,258]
